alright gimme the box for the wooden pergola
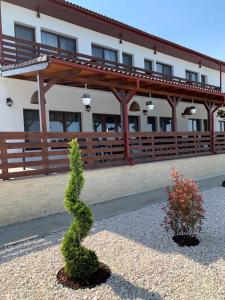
[2,54,225,162]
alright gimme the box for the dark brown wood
[0,0,3,64]
[167,96,182,131]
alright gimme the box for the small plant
[162,169,204,246]
[60,139,99,281]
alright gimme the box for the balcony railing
[0,131,225,180]
[1,34,221,91]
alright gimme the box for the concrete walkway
[0,173,224,248]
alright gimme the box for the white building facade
[0,0,225,134]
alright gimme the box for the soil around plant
[57,262,111,290]
[172,235,200,247]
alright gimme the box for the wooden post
[37,74,58,174]
[111,88,137,165]
[167,96,182,132]
[0,137,8,180]
[204,101,223,154]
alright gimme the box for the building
[0,0,225,180]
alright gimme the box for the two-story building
[0,0,225,180]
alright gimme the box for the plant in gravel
[162,169,205,238]
[61,139,99,281]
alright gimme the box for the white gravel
[1,187,225,300]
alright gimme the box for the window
[93,114,139,132]
[188,119,201,132]
[203,119,208,131]
[201,75,207,85]
[41,31,76,53]
[147,117,156,132]
[129,116,139,132]
[122,53,133,66]
[15,24,35,61]
[93,114,121,132]
[92,45,117,62]
[156,62,172,76]
[219,121,225,132]
[185,70,198,82]
[159,117,172,132]
[23,109,40,132]
[49,111,81,132]
[144,59,153,73]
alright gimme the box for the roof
[2,55,225,105]
[2,0,225,71]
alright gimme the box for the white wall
[1,1,224,90]
[1,77,224,132]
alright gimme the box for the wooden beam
[44,77,58,94]
[37,74,47,132]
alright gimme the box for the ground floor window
[49,111,81,132]
[159,117,172,132]
[23,109,40,132]
[188,118,201,132]
[203,119,208,131]
[219,121,225,132]
[147,116,156,132]
[93,114,139,132]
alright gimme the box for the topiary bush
[162,169,205,239]
[61,139,99,281]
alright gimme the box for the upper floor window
[144,59,153,73]
[186,70,198,82]
[15,24,35,42]
[41,31,76,53]
[188,118,201,132]
[156,62,172,76]
[122,53,133,66]
[201,75,207,85]
[15,24,36,61]
[92,45,118,62]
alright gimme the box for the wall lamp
[182,106,197,116]
[85,105,91,112]
[6,97,13,107]
[143,109,148,116]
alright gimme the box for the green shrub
[61,139,99,281]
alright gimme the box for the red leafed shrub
[162,169,205,237]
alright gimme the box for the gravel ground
[1,187,225,300]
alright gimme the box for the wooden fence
[0,131,225,180]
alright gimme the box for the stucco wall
[1,76,224,133]
[1,154,225,227]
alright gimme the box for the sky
[69,0,225,60]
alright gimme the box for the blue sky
[69,0,225,60]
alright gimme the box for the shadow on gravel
[107,273,162,300]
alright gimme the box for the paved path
[0,173,224,248]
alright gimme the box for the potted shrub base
[162,169,205,247]
[57,139,111,289]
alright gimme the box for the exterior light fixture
[199,61,202,68]
[119,33,123,44]
[85,105,91,112]
[6,97,13,107]
[190,106,197,114]
[81,84,92,106]
[146,94,154,110]
[143,109,148,116]
[153,46,157,55]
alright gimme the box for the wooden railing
[1,34,221,91]
[0,131,125,180]
[129,131,218,164]
[1,131,225,180]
